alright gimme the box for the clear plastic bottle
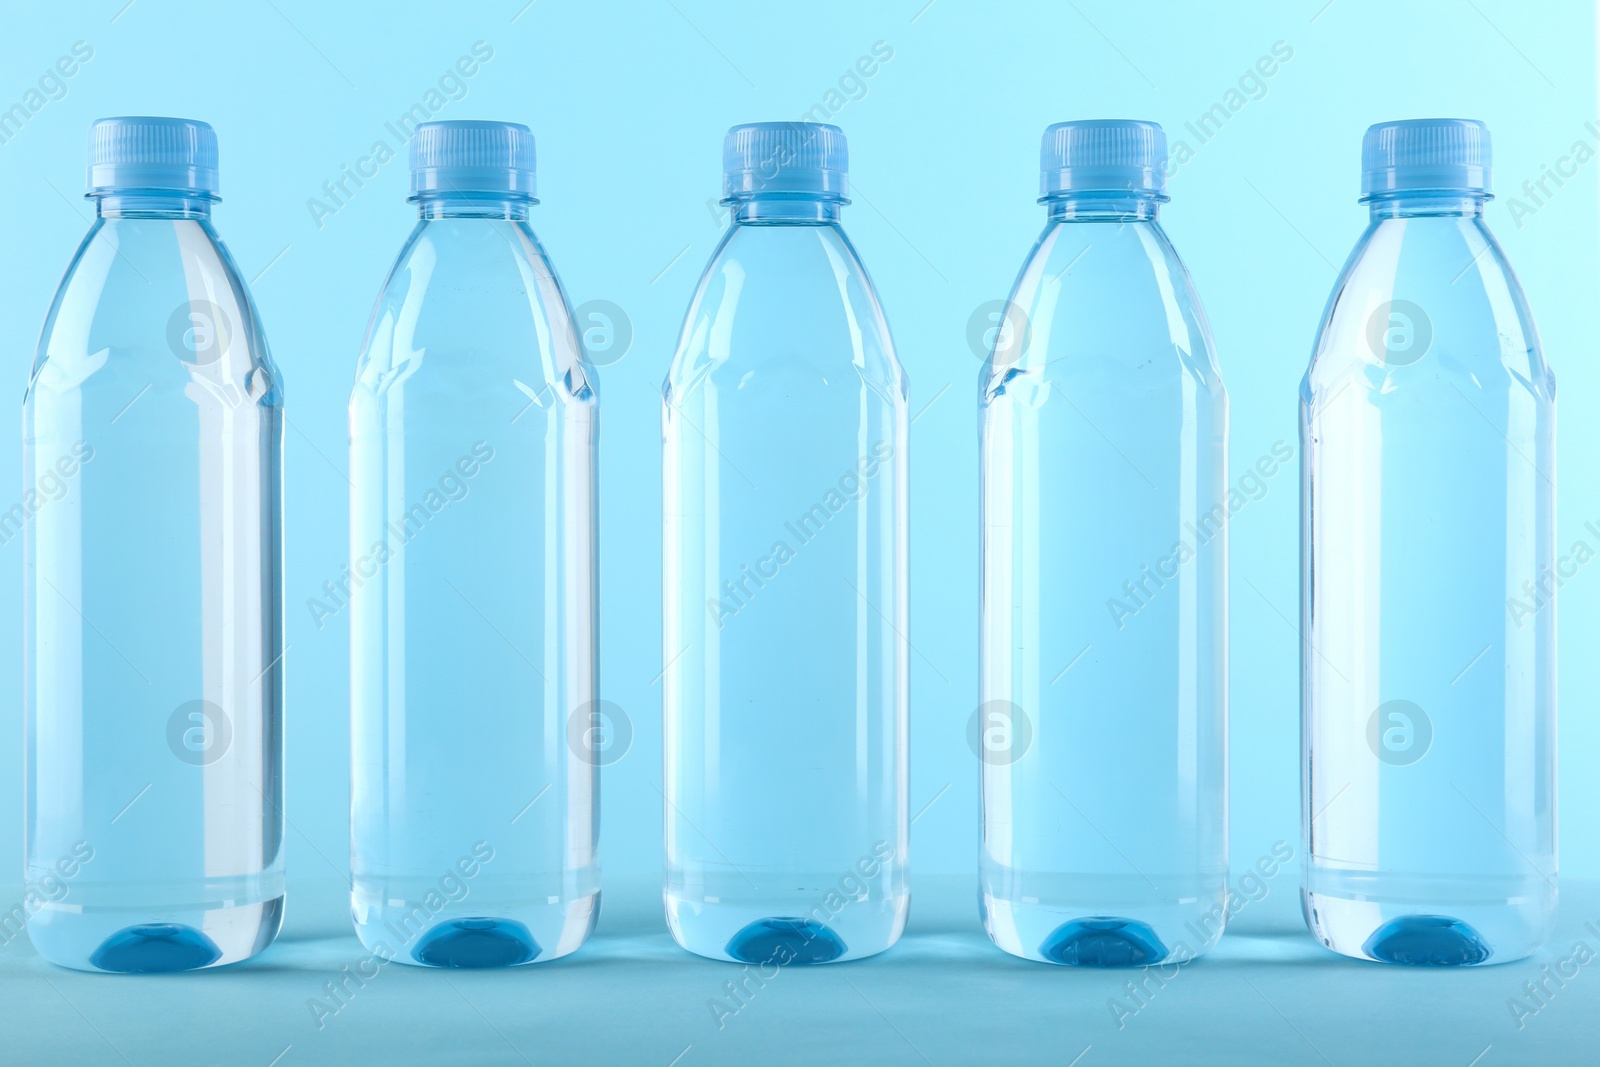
[1301,119,1556,965]
[662,122,908,964]
[23,117,285,972]
[349,121,598,967]
[979,120,1229,966]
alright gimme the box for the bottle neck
[415,195,532,221]
[1044,192,1162,222]
[730,196,843,225]
[94,193,214,219]
[1366,192,1487,220]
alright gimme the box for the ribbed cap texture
[87,116,218,196]
[410,120,537,199]
[1040,119,1167,199]
[1361,119,1491,199]
[722,122,849,201]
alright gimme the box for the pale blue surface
[3,872,1599,1065]
[0,0,1597,1061]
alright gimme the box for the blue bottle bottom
[1038,917,1167,967]
[1303,860,1554,966]
[1360,915,1491,965]
[351,874,598,967]
[725,917,848,965]
[981,865,1227,966]
[412,917,541,968]
[666,866,907,964]
[27,884,284,973]
[89,923,225,972]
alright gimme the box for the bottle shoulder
[1304,216,1553,410]
[664,222,905,407]
[981,218,1224,403]
[354,218,592,406]
[28,217,280,409]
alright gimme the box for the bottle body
[348,203,598,967]
[23,198,285,972]
[662,204,909,964]
[979,198,1229,965]
[1301,195,1556,964]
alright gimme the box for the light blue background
[0,0,1595,933]
[4,3,1600,1064]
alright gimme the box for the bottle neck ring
[1043,192,1162,222]
[94,192,214,219]
[729,196,843,224]
[414,194,533,220]
[1366,192,1487,219]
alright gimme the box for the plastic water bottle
[23,117,285,972]
[662,122,908,964]
[1301,119,1556,965]
[349,121,598,967]
[978,120,1229,966]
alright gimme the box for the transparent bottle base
[351,878,598,968]
[1302,861,1556,966]
[27,894,284,973]
[665,871,908,964]
[981,867,1227,966]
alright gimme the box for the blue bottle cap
[1361,119,1491,200]
[1039,119,1168,201]
[409,120,537,200]
[722,122,848,202]
[87,117,218,197]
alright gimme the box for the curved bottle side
[664,221,906,403]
